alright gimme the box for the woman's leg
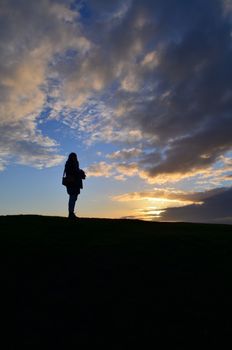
[68,194,78,216]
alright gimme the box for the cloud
[1,0,232,184]
[0,122,65,169]
[116,162,140,177]
[82,0,232,179]
[160,187,232,224]
[137,151,232,185]
[141,51,159,69]
[0,0,88,169]
[106,148,142,160]
[87,161,113,177]
[223,0,232,15]
[51,0,232,185]
[113,186,232,223]
[113,187,227,204]
[87,160,140,179]
[86,151,232,187]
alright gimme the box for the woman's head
[68,152,78,162]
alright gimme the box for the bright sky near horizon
[0,0,232,223]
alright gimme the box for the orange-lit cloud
[160,187,232,224]
[115,187,232,223]
[112,187,208,205]
[106,148,142,160]
[87,161,113,177]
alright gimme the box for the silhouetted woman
[63,152,86,219]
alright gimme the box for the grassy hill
[2,215,232,347]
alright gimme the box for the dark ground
[1,215,232,348]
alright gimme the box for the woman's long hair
[66,152,79,168]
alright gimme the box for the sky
[0,0,231,223]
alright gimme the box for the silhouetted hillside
[2,215,232,347]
